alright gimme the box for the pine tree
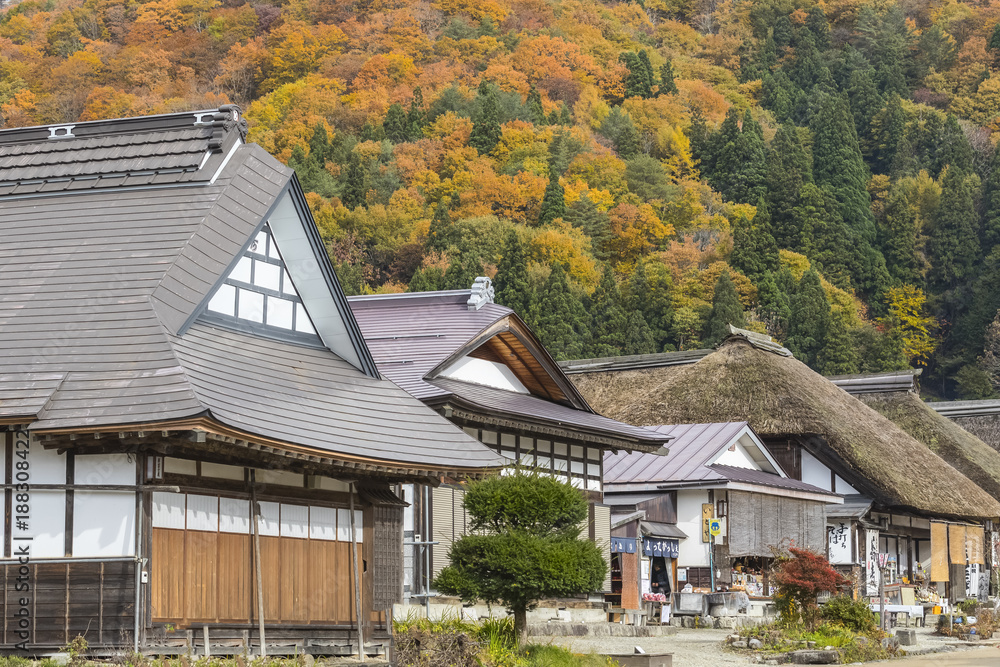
[494,230,532,319]
[703,271,746,346]
[786,268,831,367]
[565,193,611,261]
[444,254,483,290]
[527,86,545,125]
[846,67,883,143]
[867,94,906,174]
[559,103,572,126]
[990,23,1000,55]
[982,158,1000,249]
[767,124,813,249]
[928,167,982,291]
[599,107,640,160]
[710,108,767,204]
[470,81,502,155]
[730,202,779,280]
[880,184,924,287]
[805,6,830,51]
[538,170,566,226]
[340,152,366,209]
[408,267,445,292]
[756,269,793,340]
[626,261,674,352]
[623,311,657,355]
[620,52,652,99]
[659,60,678,95]
[819,309,859,375]
[384,102,410,143]
[588,267,629,357]
[535,265,590,360]
[688,109,712,174]
[933,114,974,176]
[408,87,426,139]
[978,310,1000,392]
[427,199,452,251]
[637,50,656,98]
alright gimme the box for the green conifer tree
[710,108,767,204]
[340,152,366,209]
[756,270,792,340]
[730,202,780,280]
[427,199,452,251]
[565,194,611,261]
[408,87,426,139]
[384,102,410,143]
[846,67,883,142]
[623,311,657,355]
[786,267,831,367]
[559,103,572,126]
[538,170,566,226]
[535,265,590,360]
[637,50,656,98]
[928,167,982,291]
[867,94,906,174]
[526,86,545,125]
[703,271,747,346]
[444,255,484,290]
[766,124,813,249]
[408,267,445,292]
[588,266,629,357]
[819,309,859,375]
[619,52,652,99]
[982,158,1000,249]
[599,107,640,160]
[659,60,678,95]
[494,231,532,319]
[470,81,502,155]
[626,261,674,351]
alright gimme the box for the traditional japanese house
[565,327,1000,603]
[603,422,840,608]
[347,284,670,610]
[0,109,504,656]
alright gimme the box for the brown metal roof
[0,111,503,475]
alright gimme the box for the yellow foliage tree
[880,285,938,364]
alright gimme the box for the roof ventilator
[48,125,75,140]
[467,276,495,311]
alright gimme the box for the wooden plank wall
[0,560,134,648]
[151,529,355,626]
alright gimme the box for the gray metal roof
[0,110,502,474]
[430,377,670,446]
[641,521,688,539]
[604,422,750,484]
[348,291,669,447]
[829,369,922,394]
[709,465,841,497]
[826,495,873,519]
[929,399,1000,418]
[558,349,711,374]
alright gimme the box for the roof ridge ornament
[467,276,494,311]
[208,105,248,152]
[47,125,75,140]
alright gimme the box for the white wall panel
[354,509,364,543]
[257,469,303,487]
[152,492,186,529]
[220,497,250,534]
[677,490,710,567]
[337,508,351,541]
[186,494,219,532]
[258,501,280,536]
[75,453,135,486]
[280,504,309,538]
[24,491,66,557]
[310,506,337,541]
[163,458,197,475]
[202,462,245,481]
[801,451,832,491]
[316,477,351,492]
[29,441,65,484]
[73,491,135,557]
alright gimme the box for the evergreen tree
[637,50,655,98]
[494,231,532,319]
[620,52,652,99]
[852,324,909,373]
[588,267,629,356]
[819,309,859,375]
[626,261,674,352]
[688,109,712,172]
[766,124,813,249]
[623,311,657,355]
[879,184,925,287]
[599,107,640,160]
[444,254,483,290]
[756,269,793,340]
[340,152,366,209]
[408,266,445,292]
[794,183,854,289]
[359,121,384,142]
[565,193,611,261]
[559,103,572,126]
[990,22,1000,55]
[470,81,502,155]
[730,201,780,280]
[928,167,982,291]
[805,6,830,51]
[427,199,452,251]
[933,114,974,175]
[308,123,333,165]
[408,87,426,139]
[846,67,883,142]
[982,158,1000,249]
[703,271,747,345]
[786,268,831,367]
[710,108,767,204]
[535,265,590,360]
[659,60,678,95]
[384,102,410,143]
[526,86,545,125]
[289,144,336,198]
[867,94,906,174]
[538,170,566,226]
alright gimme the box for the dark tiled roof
[0,111,502,475]
[829,369,922,394]
[429,377,669,446]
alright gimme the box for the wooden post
[350,483,365,661]
[203,625,211,658]
[879,566,886,632]
[251,473,267,658]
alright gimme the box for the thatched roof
[571,337,1000,520]
[857,391,1000,501]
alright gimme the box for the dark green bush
[820,595,877,633]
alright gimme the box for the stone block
[602,653,672,667]
[749,638,763,650]
[787,649,839,664]
[732,641,748,649]
[896,628,917,646]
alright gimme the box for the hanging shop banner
[643,537,679,558]
[611,537,638,554]
[828,522,852,565]
[865,529,879,596]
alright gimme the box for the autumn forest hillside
[4,0,1000,397]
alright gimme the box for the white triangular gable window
[206,224,318,338]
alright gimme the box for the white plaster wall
[834,475,858,494]
[29,440,66,484]
[801,450,832,491]
[715,442,759,470]
[23,491,65,557]
[73,491,135,557]
[676,490,710,567]
[75,453,135,486]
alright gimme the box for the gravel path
[534,627,751,666]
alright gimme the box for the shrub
[821,595,877,633]
[771,547,850,629]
